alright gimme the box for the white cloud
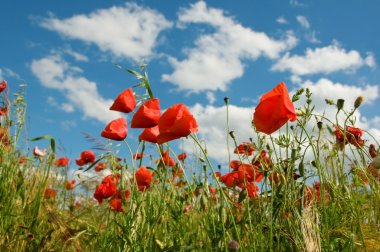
[64,48,89,62]
[31,54,122,124]
[162,1,297,93]
[62,103,75,113]
[272,44,376,76]
[40,3,172,61]
[277,16,288,24]
[61,120,77,131]
[296,15,310,29]
[206,91,216,104]
[305,31,321,44]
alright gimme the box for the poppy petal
[253,82,296,134]
[110,88,136,113]
[101,118,127,141]
[131,98,160,128]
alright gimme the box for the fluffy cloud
[40,3,172,61]
[31,54,122,124]
[272,44,376,76]
[162,1,297,93]
[296,15,310,29]
[276,16,288,24]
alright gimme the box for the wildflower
[101,118,127,141]
[0,80,6,93]
[131,98,160,128]
[230,160,241,170]
[55,157,70,167]
[177,152,187,161]
[234,142,255,156]
[228,240,240,251]
[95,162,107,172]
[253,82,297,134]
[156,150,176,167]
[209,187,217,195]
[369,144,378,158]
[214,171,221,178]
[93,174,120,204]
[0,106,9,116]
[33,146,45,157]
[334,126,364,148]
[65,180,76,190]
[109,88,136,113]
[139,125,159,143]
[109,190,130,212]
[245,182,259,198]
[75,150,96,166]
[44,188,57,199]
[135,166,153,191]
[18,156,27,164]
[133,153,142,160]
[157,103,198,144]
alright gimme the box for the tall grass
[0,72,379,252]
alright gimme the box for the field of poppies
[0,67,379,251]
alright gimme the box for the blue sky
[1,0,379,171]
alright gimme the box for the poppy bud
[224,97,229,105]
[336,99,345,110]
[325,99,335,105]
[354,96,364,109]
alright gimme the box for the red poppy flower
[44,188,57,199]
[230,160,242,170]
[109,190,131,212]
[18,156,27,164]
[133,153,143,160]
[234,142,255,156]
[245,182,259,198]
[139,125,159,143]
[75,150,96,166]
[334,125,365,148]
[209,187,217,195]
[369,144,378,158]
[220,172,240,187]
[101,118,127,141]
[93,174,120,204]
[55,157,70,167]
[135,166,153,191]
[157,104,198,144]
[0,106,9,116]
[0,80,6,93]
[95,162,107,172]
[156,150,176,167]
[65,180,76,190]
[177,152,187,161]
[131,98,160,128]
[253,82,297,134]
[110,88,136,113]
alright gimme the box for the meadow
[0,67,379,251]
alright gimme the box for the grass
[0,70,379,252]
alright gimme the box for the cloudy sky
[1,0,379,168]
